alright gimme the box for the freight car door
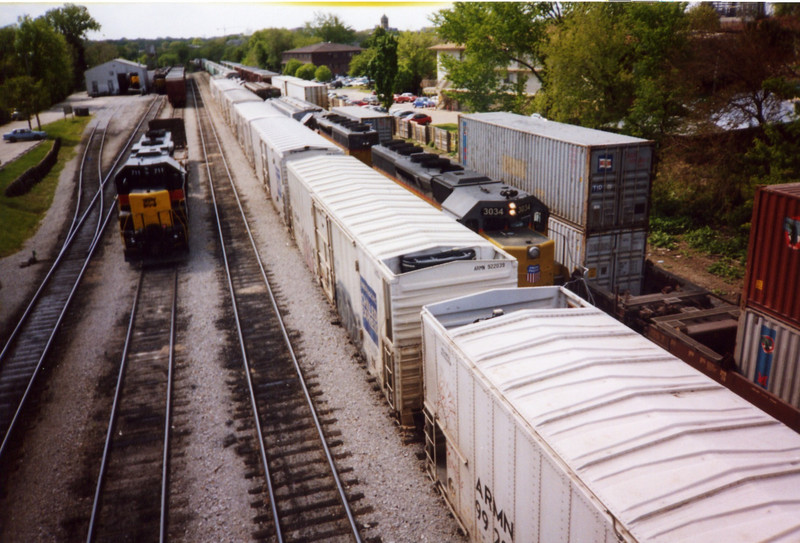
[312,203,336,303]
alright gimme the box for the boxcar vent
[400,248,476,273]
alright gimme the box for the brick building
[281,42,363,77]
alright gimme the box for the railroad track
[87,265,179,542]
[0,96,163,462]
[192,76,365,542]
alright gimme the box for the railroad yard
[0,74,466,542]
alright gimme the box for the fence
[4,138,61,197]
[393,118,455,153]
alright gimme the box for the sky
[1,1,451,40]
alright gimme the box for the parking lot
[334,88,461,126]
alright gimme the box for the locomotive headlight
[527,246,540,259]
[508,202,517,216]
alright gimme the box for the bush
[295,63,316,80]
[314,65,332,82]
[283,59,302,76]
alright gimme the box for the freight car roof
[460,112,652,147]
[424,287,800,542]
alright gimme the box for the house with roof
[281,42,363,77]
[85,58,150,97]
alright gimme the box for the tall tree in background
[537,2,689,138]
[305,12,356,44]
[433,2,562,112]
[44,4,100,90]
[367,28,398,110]
[15,17,72,101]
[243,28,303,71]
[395,30,436,95]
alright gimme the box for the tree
[315,65,332,82]
[283,58,302,76]
[14,16,73,107]
[536,3,689,137]
[242,28,300,71]
[348,48,375,77]
[295,63,316,80]
[84,41,119,68]
[4,75,49,129]
[396,30,436,94]
[433,2,563,111]
[44,4,100,90]
[367,28,398,110]
[305,12,356,44]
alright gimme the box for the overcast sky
[1,1,450,40]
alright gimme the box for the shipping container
[164,66,186,107]
[459,112,654,233]
[208,76,242,104]
[332,106,394,143]
[218,88,262,125]
[743,183,800,329]
[736,306,800,410]
[271,75,328,108]
[422,286,800,543]
[549,216,646,294]
[287,155,518,425]
[230,101,283,165]
[252,117,341,224]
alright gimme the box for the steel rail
[160,269,177,543]
[194,77,362,542]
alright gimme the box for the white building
[84,58,149,97]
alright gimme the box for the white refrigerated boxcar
[287,154,518,425]
[422,286,800,543]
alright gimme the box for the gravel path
[0,82,466,542]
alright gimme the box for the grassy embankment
[0,116,91,257]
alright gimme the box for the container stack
[735,183,800,411]
[332,105,394,143]
[458,112,654,294]
[271,75,329,109]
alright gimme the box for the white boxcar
[459,112,653,234]
[219,88,261,125]
[736,306,800,410]
[253,117,341,224]
[272,75,328,108]
[287,155,518,424]
[549,216,647,294]
[422,286,800,543]
[230,101,282,164]
[208,76,241,103]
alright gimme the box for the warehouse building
[85,58,149,97]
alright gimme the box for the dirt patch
[647,240,744,303]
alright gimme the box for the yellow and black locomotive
[115,119,189,262]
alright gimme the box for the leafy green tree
[4,75,51,130]
[84,41,119,68]
[396,30,436,94]
[315,65,332,82]
[367,28,398,110]
[243,28,299,71]
[158,53,180,68]
[305,12,356,44]
[283,58,302,76]
[295,63,316,80]
[14,16,73,106]
[348,48,375,77]
[433,2,562,111]
[44,4,100,90]
[537,3,689,137]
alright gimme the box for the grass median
[0,115,91,257]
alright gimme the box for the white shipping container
[230,101,282,165]
[422,287,800,543]
[549,216,646,294]
[219,88,261,125]
[332,106,394,143]
[287,155,518,424]
[252,117,341,224]
[735,306,800,410]
[272,75,328,108]
[459,112,653,233]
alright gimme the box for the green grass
[434,123,458,133]
[0,116,92,257]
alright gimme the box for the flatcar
[115,119,189,262]
[373,139,555,286]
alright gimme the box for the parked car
[363,95,379,105]
[11,109,27,121]
[413,97,432,108]
[394,110,415,119]
[406,113,432,125]
[3,128,46,142]
[393,93,417,103]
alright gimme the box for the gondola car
[115,119,189,262]
[372,140,555,286]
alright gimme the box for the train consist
[422,286,800,542]
[199,62,800,541]
[115,119,189,262]
[372,139,555,287]
[151,66,187,107]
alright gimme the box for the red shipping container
[743,183,800,328]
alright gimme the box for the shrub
[295,63,316,80]
[314,65,332,82]
[283,59,302,76]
